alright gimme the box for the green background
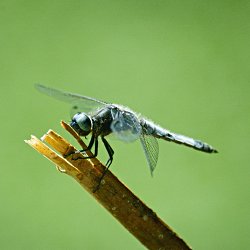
[1,1,249,249]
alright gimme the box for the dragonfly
[35,84,217,185]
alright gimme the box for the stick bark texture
[25,121,191,250]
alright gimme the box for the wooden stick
[25,121,192,250]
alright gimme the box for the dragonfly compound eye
[71,113,92,136]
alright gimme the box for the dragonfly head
[70,113,93,136]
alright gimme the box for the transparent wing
[35,84,108,116]
[140,132,159,176]
[110,110,142,142]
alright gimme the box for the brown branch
[25,121,192,250]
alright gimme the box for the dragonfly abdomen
[162,132,217,153]
[141,119,217,153]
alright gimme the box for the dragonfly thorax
[70,112,93,136]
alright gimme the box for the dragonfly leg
[93,137,114,192]
[65,135,95,157]
[102,137,114,168]
[65,134,95,158]
[71,136,98,160]
[78,134,95,153]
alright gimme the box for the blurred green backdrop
[0,1,249,249]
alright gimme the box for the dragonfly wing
[110,110,141,142]
[140,132,159,175]
[35,84,108,115]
